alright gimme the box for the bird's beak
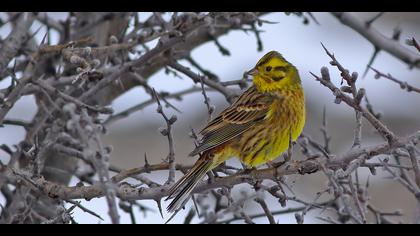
[246,67,258,76]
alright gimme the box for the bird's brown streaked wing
[189,86,274,156]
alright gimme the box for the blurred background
[1,12,420,223]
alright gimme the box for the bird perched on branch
[165,51,306,218]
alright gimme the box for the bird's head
[247,51,301,92]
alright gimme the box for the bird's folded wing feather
[189,86,274,156]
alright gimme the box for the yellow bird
[166,51,306,214]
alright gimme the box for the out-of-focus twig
[331,12,420,69]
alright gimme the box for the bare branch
[407,145,420,188]
[2,11,420,224]
[313,44,397,144]
[254,197,276,224]
[348,175,367,223]
[34,12,64,34]
[152,89,176,185]
[168,60,238,103]
[33,79,113,114]
[198,76,214,122]
[104,87,204,126]
[66,200,104,221]
[0,13,35,75]
[331,12,420,69]
[321,106,331,153]
[371,67,420,94]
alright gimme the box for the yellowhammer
[166,51,306,215]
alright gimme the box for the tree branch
[331,12,420,69]
[0,13,35,75]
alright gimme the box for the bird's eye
[265,66,272,72]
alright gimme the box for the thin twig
[352,111,363,148]
[407,145,420,188]
[168,60,238,103]
[104,87,204,126]
[312,44,397,144]
[152,89,176,185]
[332,12,420,69]
[33,79,113,114]
[254,197,276,224]
[80,109,120,224]
[199,76,214,122]
[371,67,420,94]
[66,200,104,221]
[321,105,331,153]
[348,175,367,223]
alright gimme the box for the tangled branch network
[0,12,419,224]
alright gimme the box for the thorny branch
[0,13,35,75]
[331,12,420,69]
[153,89,177,185]
[370,67,420,94]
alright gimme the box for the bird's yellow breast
[231,85,305,167]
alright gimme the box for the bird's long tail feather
[165,153,214,216]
